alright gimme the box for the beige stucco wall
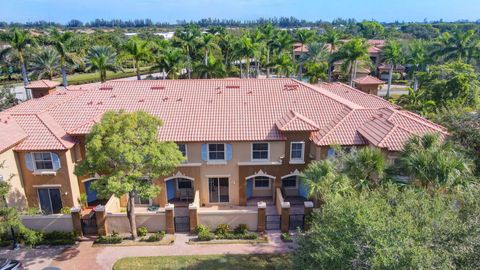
[106,212,166,233]
[0,149,27,209]
[198,209,258,231]
[21,214,73,232]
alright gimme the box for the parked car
[0,258,23,270]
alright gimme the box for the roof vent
[138,99,145,103]
[162,97,169,102]
[217,90,223,94]
[225,85,240,89]
[151,86,165,90]
[99,85,113,91]
[247,90,253,94]
[111,94,117,98]
[97,101,103,105]
[87,101,93,105]
[283,84,300,91]
[176,98,183,102]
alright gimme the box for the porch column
[165,203,175,234]
[95,205,107,236]
[239,176,247,206]
[188,203,198,233]
[304,201,314,231]
[70,206,83,237]
[257,201,266,232]
[280,202,290,233]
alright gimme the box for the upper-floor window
[178,144,187,160]
[252,143,269,161]
[290,142,305,161]
[26,152,61,172]
[208,144,225,160]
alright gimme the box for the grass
[113,254,293,270]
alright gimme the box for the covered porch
[245,171,276,206]
[165,174,195,206]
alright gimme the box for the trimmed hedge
[95,232,122,244]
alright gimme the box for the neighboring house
[0,79,447,215]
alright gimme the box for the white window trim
[176,178,193,190]
[32,152,56,172]
[290,141,305,163]
[208,177,230,204]
[253,177,271,190]
[36,187,62,215]
[178,143,188,162]
[207,143,226,161]
[282,176,299,189]
[251,142,270,162]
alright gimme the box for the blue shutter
[166,180,175,201]
[327,148,336,158]
[25,153,34,171]
[201,144,208,161]
[51,153,61,170]
[226,144,232,160]
[299,181,309,199]
[246,179,253,199]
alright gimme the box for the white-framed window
[253,176,271,189]
[178,143,188,161]
[282,176,298,189]
[32,152,54,170]
[290,142,305,161]
[177,178,193,190]
[208,143,225,160]
[251,143,269,161]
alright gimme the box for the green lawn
[113,254,293,270]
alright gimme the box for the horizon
[1,0,479,24]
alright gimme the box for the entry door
[38,188,62,214]
[208,178,229,203]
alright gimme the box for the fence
[21,214,73,232]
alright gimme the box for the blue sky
[1,0,479,23]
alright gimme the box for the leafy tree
[358,21,385,39]
[304,61,328,84]
[382,40,404,98]
[86,45,120,83]
[153,46,185,80]
[30,47,60,80]
[274,53,295,77]
[75,111,184,239]
[332,38,370,86]
[49,29,83,86]
[121,37,153,80]
[0,84,19,111]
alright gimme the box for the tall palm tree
[153,47,184,80]
[173,24,201,79]
[332,38,370,86]
[298,42,329,81]
[322,28,341,82]
[407,40,431,91]
[30,47,60,80]
[49,29,83,86]
[259,23,276,78]
[1,28,34,86]
[195,53,226,79]
[218,34,237,75]
[237,34,256,78]
[198,34,220,78]
[273,30,294,55]
[86,46,120,83]
[294,29,316,79]
[122,37,153,80]
[342,147,386,190]
[431,30,479,63]
[249,30,264,78]
[382,40,404,98]
[274,53,295,78]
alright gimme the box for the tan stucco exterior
[0,148,27,209]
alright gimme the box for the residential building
[0,79,447,216]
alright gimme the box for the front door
[208,177,229,203]
[38,188,62,214]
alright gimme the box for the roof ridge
[290,110,320,129]
[388,108,448,133]
[294,80,364,110]
[315,108,355,144]
[35,113,70,149]
[333,82,400,109]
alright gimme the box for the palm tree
[322,28,341,82]
[406,40,431,91]
[299,42,329,81]
[30,47,60,80]
[273,30,294,55]
[332,38,370,86]
[1,28,34,86]
[382,40,404,98]
[153,47,184,80]
[342,147,386,190]
[86,46,120,83]
[274,53,295,77]
[237,34,256,78]
[49,29,83,86]
[173,24,201,79]
[431,30,479,63]
[259,23,276,78]
[294,29,316,79]
[218,34,237,75]
[195,53,226,79]
[122,37,153,80]
[304,61,328,84]
[198,34,220,78]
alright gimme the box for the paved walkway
[3,232,295,270]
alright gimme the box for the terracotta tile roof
[0,113,27,153]
[293,43,309,53]
[353,75,385,85]
[26,80,61,89]
[276,110,319,131]
[1,78,446,152]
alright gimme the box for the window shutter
[327,148,336,158]
[51,153,61,170]
[226,144,232,161]
[25,153,34,171]
[201,144,208,161]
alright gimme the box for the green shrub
[214,223,230,236]
[60,207,71,214]
[18,228,43,246]
[41,231,76,245]
[194,224,209,235]
[94,232,122,244]
[137,226,148,237]
[234,224,249,235]
[198,230,215,241]
[281,232,292,242]
[145,231,165,242]
[23,207,41,216]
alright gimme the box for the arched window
[253,176,271,189]
[282,176,298,189]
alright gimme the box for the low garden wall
[106,212,166,234]
[198,209,258,231]
[275,188,284,215]
[21,214,73,233]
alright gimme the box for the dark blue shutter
[201,144,208,161]
[25,153,34,171]
[226,144,232,160]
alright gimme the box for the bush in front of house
[281,232,293,242]
[194,224,209,235]
[214,223,230,236]
[144,231,166,242]
[94,232,122,244]
[137,226,148,237]
[198,230,215,241]
[234,224,249,235]
[41,231,76,245]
